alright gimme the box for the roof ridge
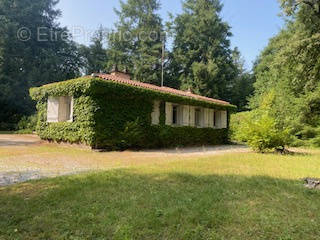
[94,73,231,106]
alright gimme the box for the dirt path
[0,134,249,186]
[0,134,41,146]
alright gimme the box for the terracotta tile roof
[94,73,232,106]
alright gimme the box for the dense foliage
[244,0,320,147]
[105,0,252,107]
[232,90,292,152]
[0,0,82,129]
[80,26,108,75]
[231,111,291,152]
[106,0,164,85]
[30,77,231,149]
[230,48,255,111]
[169,0,236,101]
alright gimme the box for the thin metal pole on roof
[161,39,165,87]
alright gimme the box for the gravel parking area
[0,134,249,186]
[0,134,41,146]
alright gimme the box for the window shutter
[68,97,74,122]
[47,97,59,123]
[221,111,227,128]
[204,108,209,128]
[199,108,204,128]
[189,106,195,127]
[208,109,214,128]
[58,97,66,122]
[182,105,190,126]
[216,111,222,129]
[151,100,160,125]
[165,102,173,125]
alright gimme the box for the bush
[230,111,251,143]
[118,118,146,150]
[16,115,37,134]
[231,112,291,152]
[293,125,320,147]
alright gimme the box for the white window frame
[165,103,226,129]
[47,96,73,123]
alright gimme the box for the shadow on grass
[1,170,320,240]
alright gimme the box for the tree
[80,26,108,75]
[107,0,164,85]
[229,48,254,111]
[0,0,82,129]
[169,0,237,101]
[280,0,320,17]
[247,0,320,146]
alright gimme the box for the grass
[1,148,320,239]
[0,131,15,134]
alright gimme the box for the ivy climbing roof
[94,73,232,107]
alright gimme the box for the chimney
[110,65,131,80]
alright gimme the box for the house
[30,69,236,149]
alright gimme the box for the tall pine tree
[107,0,164,85]
[170,0,237,100]
[80,26,108,75]
[230,48,254,111]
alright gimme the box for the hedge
[30,76,233,149]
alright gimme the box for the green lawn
[1,150,320,239]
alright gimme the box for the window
[151,101,160,125]
[221,111,227,128]
[47,96,73,123]
[165,102,173,125]
[213,111,217,128]
[213,111,227,129]
[172,105,178,125]
[195,108,201,127]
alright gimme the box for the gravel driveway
[0,134,249,186]
[0,134,41,146]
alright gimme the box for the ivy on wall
[30,76,233,149]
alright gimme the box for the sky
[57,0,285,69]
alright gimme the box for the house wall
[30,77,232,150]
[93,95,153,149]
[35,94,230,150]
[163,102,228,129]
[93,94,230,150]
[35,95,96,146]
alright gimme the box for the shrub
[118,118,146,150]
[293,125,320,147]
[297,125,318,140]
[231,112,291,152]
[16,114,37,134]
[230,111,251,143]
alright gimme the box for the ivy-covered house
[30,70,236,149]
